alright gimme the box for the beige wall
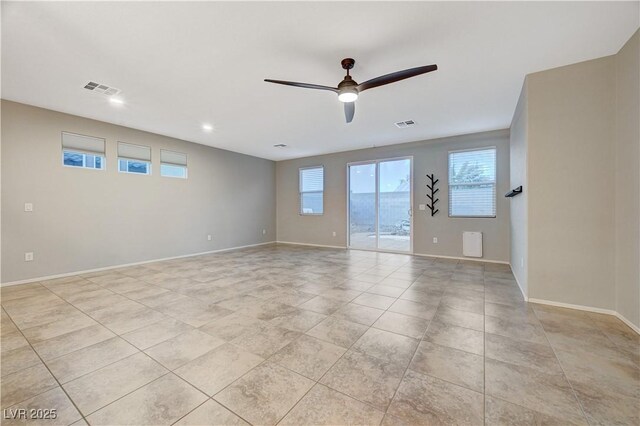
[614,30,639,328]
[509,82,528,296]
[1,101,276,283]
[276,130,511,262]
[513,29,640,329]
[526,55,616,308]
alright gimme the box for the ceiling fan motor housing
[338,75,358,90]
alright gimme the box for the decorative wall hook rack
[505,186,523,198]
[426,173,439,216]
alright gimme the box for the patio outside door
[348,157,412,253]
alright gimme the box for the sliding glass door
[348,163,377,250]
[348,157,412,253]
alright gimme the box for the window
[448,148,496,217]
[299,166,324,215]
[61,132,105,170]
[160,150,187,178]
[118,142,151,175]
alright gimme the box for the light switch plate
[24,203,33,212]
[25,252,34,261]
[419,204,426,211]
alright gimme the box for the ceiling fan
[264,58,437,123]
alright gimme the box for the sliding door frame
[346,156,414,254]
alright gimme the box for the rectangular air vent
[84,81,120,96]
[395,120,415,129]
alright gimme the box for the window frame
[160,163,188,179]
[447,146,497,218]
[61,150,106,171]
[118,157,152,175]
[299,165,324,216]
[160,150,188,179]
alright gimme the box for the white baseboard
[614,312,640,335]
[413,252,510,265]
[275,241,347,250]
[1,241,276,287]
[528,297,640,335]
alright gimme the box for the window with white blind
[448,148,497,217]
[118,142,152,175]
[160,150,187,179]
[61,132,105,170]
[299,166,324,215]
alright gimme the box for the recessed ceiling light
[109,97,124,105]
[273,144,287,148]
[202,124,213,132]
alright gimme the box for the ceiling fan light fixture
[338,90,358,103]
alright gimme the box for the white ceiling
[2,1,638,161]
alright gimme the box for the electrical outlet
[262,229,267,235]
[207,235,212,241]
[433,237,438,244]
[332,231,337,237]
[24,203,33,212]
[25,252,34,262]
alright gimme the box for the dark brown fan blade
[344,102,355,123]
[264,79,338,93]
[356,64,437,92]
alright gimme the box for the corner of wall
[613,29,640,330]
[509,77,529,297]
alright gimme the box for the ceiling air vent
[273,144,287,148]
[395,120,416,129]
[84,81,120,96]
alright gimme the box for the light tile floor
[1,245,638,425]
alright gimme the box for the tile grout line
[8,277,219,421]
[168,398,210,426]
[379,261,485,423]
[163,262,406,425]
[358,261,448,419]
[6,299,184,421]
[271,262,411,425]
[220,263,409,425]
[581,312,640,368]
[1,307,90,425]
[530,306,591,425]
[211,256,457,422]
